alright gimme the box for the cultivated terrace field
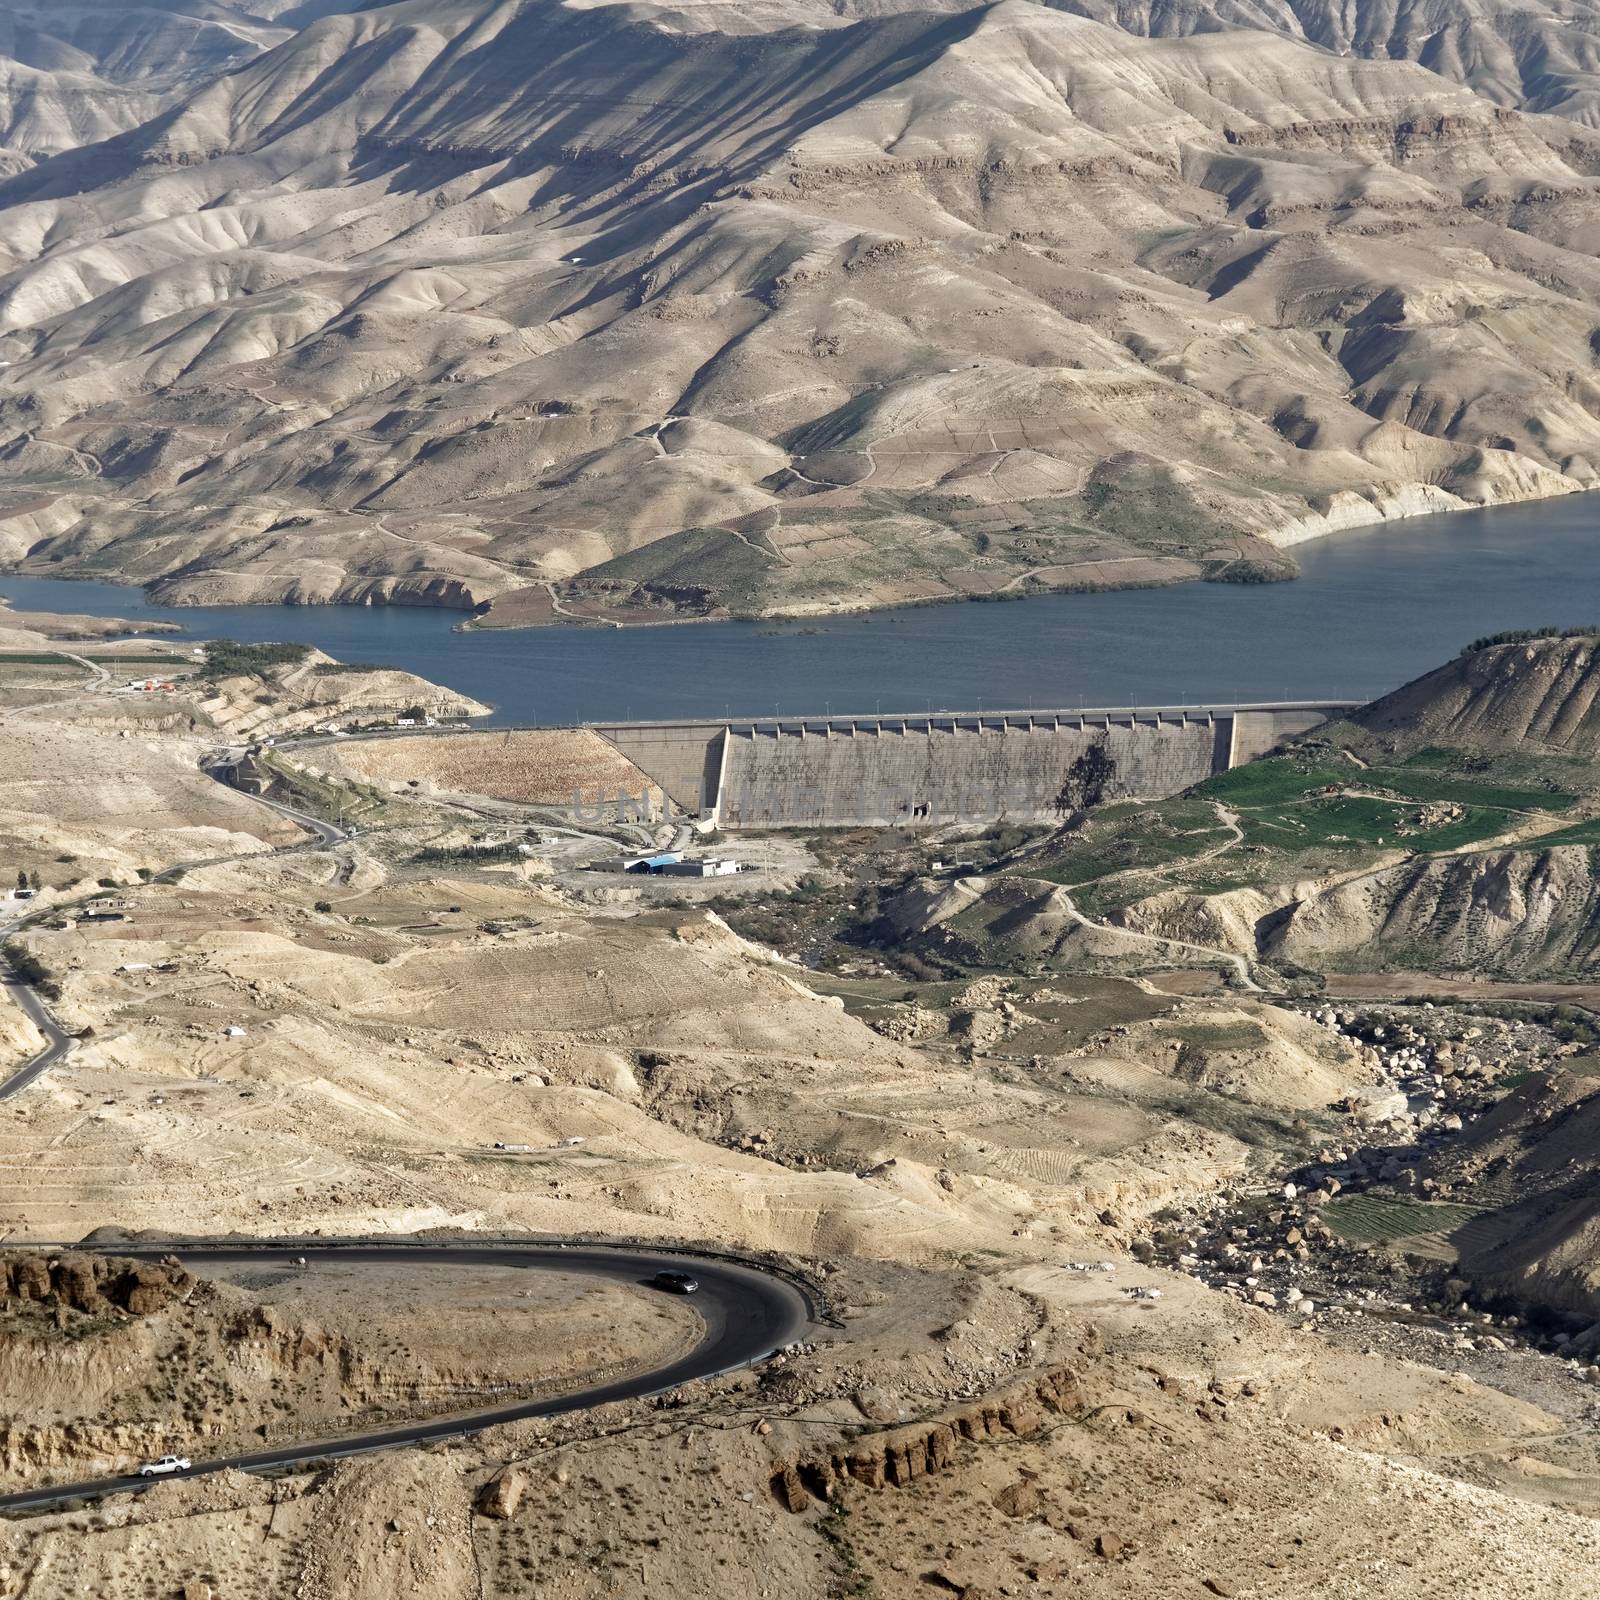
[1034,738,1585,917]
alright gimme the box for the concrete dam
[593,703,1350,829]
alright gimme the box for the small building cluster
[606,852,743,878]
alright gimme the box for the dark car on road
[649,1269,700,1294]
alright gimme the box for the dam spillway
[593,703,1350,828]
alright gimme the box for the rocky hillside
[1266,845,1600,976]
[193,646,489,737]
[1415,1065,1600,1319]
[1357,633,1600,755]
[0,1,304,160]
[1100,833,1600,980]
[0,1,1598,618]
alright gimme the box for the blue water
[4,496,1600,723]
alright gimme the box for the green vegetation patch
[89,653,198,668]
[1199,754,1571,858]
[580,527,778,607]
[1461,625,1600,656]
[1200,753,1572,815]
[1021,747,1579,919]
[255,751,393,826]
[1033,799,1232,888]
[1069,458,1228,556]
[1394,744,1594,793]
[1322,1195,1484,1247]
[200,639,312,679]
[1231,794,1508,853]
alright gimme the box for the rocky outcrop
[771,1365,1085,1511]
[194,649,488,738]
[0,1251,193,1318]
[0,1420,169,1483]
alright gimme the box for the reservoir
[3,496,1600,724]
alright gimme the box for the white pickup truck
[138,1455,192,1477]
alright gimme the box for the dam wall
[594,703,1353,829]
[718,715,1220,827]
[589,721,727,812]
[1230,708,1339,765]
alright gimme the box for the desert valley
[1,593,1600,1595]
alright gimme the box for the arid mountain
[0,0,1599,619]
[1056,1,1600,123]
[0,2,311,160]
[1265,844,1600,975]
[1357,631,1600,754]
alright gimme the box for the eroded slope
[0,1,1598,616]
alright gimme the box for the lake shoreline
[4,494,1600,727]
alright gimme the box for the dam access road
[0,1241,816,1513]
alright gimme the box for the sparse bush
[1461,625,1600,656]
[411,842,523,866]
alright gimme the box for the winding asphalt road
[0,1240,814,1512]
[0,784,812,1515]
[0,960,70,1101]
[195,765,351,850]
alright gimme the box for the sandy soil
[0,714,300,881]
[311,730,662,809]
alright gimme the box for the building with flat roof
[621,852,683,874]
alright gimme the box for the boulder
[50,1255,107,1315]
[993,1477,1043,1519]
[475,1469,526,1520]
[10,1258,50,1302]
